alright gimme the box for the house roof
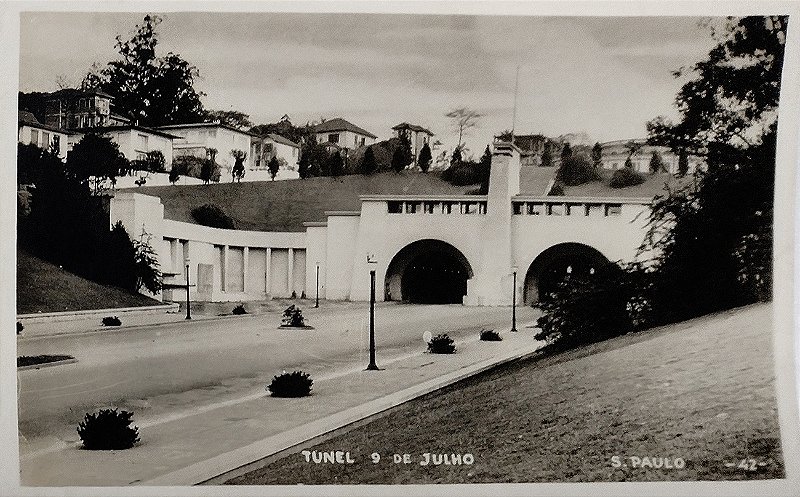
[74,125,182,140]
[109,113,131,123]
[47,88,115,100]
[391,122,434,136]
[158,121,261,138]
[267,133,300,148]
[313,118,377,139]
[18,110,72,134]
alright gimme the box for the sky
[19,12,719,156]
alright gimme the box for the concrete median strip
[142,329,543,486]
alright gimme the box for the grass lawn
[17,250,162,314]
[126,171,477,232]
[227,303,783,484]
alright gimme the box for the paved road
[18,303,537,443]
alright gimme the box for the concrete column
[464,142,521,306]
[242,246,249,294]
[265,248,272,296]
[287,248,294,295]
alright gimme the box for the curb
[142,331,543,486]
[18,303,180,324]
[17,357,78,371]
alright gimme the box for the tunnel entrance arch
[523,243,609,305]
[385,239,474,304]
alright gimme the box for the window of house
[442,202,455,214]
[42,132,50,148]
[137,133,149,152]
[360,137,366,146]
[461,202,478,214]
[328,133,339,144]
[548,204,564,216]
[586,203,603,216]
[513,203,523,215]
[388,201,403,214]
[423,202,437,214]
[52,135,60,155]
[605,204,622,216]
[405,202,421,214]
[30,129,39,146]
[478,202,487,214]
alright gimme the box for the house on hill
[157,122,259,174]
[313,118,377,151]
[599,139,703,175]
[18,110,71,160]
[44,88,129,130]
[392,122,434,167]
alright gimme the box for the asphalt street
[17,302,537,444]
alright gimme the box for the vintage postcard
[2,1,799,496]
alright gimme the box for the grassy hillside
[17,250,162,314]
[127,171,476,232]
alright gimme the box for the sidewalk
[20,324,543,486]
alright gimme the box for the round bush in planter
[479,329,502,341]
[267,370,313,397]
[427,333,456,354]
[77,408,140,450]
[102,316,122,327]
[280,305,313,328]
[232,304,248,315]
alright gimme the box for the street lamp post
[366,254,379,371]
[185,258,192,320]
[511,265,518,332]
[314,261,320,308]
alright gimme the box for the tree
[297,153,310,179]
[392,131,412,173]
[231,149,247,182]
[450,145,463,166]
[361,146,377,175]
[205,110,252,129]
[540,142,553,167]
[560,142,573,161]
[68,133,128,194]
[677,148,689,176]
[445,107,483,149]
[168,165,180,185]
[327,151,344,177]
[478,145,492,193]
[556,154,600,186]
[200,148,219,185]
[417,143,432,173]
[591,142,603,168]
[648,150,666,173]
[624,157,634,170]
[642,16,786,322]
[82,15,206,127]
[268,156,281,181]
[132,229,163,294]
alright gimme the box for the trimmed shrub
[191,203,236,229]
[232,304,248,315]
[479,329,502,341]
[102,316,122,327]
[267,370,313,397]
[427,333,456,354]
[16,321,23,335]
[281,305,305,327]
[555,154,600,186]
[610,167,646,188]
[77,408,140,450]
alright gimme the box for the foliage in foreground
[427,333,456,354]
[267,371,313,397]
[77,408,140,450]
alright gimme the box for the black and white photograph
[3,1,800,496]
